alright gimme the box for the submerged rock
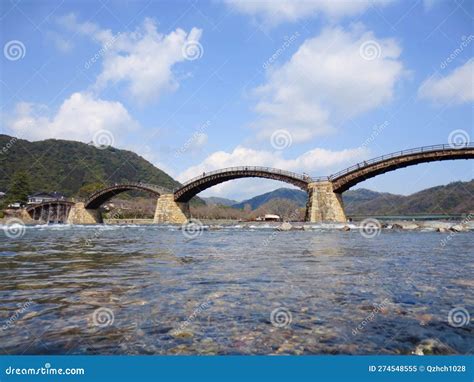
[390,222,419,230]
[278,222,292,231]
[341,226,350,231]
[412,339,455,355]
[170,329,194,339]
[449,224,465,232]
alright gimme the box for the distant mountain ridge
[344,180,474,215]
[227,181,473,214]
[202,196,238,206]
[232,188,307,209]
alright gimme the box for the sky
[1,0,473,201]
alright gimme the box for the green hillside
[0,135,181,197]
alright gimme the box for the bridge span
[31,143,473,224]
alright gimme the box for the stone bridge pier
[153,194,190,224]
[305,181,346,223]
[66,203,103,224]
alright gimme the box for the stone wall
[306,181,346,223]
[153,194,190,224]
[66,203,103,224]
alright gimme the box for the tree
[252,199,303,221]
[77,182,106,198]
[5,171,32,204]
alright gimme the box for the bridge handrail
[84,182,172,204]
[328,143,473,180]
[177,166,312,189]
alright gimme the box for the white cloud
[225,0,392,25]
[418,60,474,104]
[423,0,441,11]
[58,14,202,103]
[251,25,405,142]
[7,92,138,143]
[177,145,369,199]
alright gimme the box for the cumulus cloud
[7,92,138,143]
[177,145,369,198]
[251,25,405,142]
[418,59,473,104]
[58,14,202,103]
[225,0,392,25]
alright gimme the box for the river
[0,223,472,355]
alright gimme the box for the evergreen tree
[6,171,32,204]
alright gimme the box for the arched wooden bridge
[25,143,473,224]
[172,143,473,201]
[309,143,474,192]
[26,200,76,223]
[84,182,172,209]
[174,166,311,202]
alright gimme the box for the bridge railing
[84,182,173,204]
[327,142,473,181]
[177,166,312,189]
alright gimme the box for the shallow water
[0,224,472,355]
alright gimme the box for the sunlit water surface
[0,224,472,355]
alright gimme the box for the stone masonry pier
[153,194,190,224]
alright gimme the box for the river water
[0,224,472,355]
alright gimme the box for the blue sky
[1,0,473,200]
